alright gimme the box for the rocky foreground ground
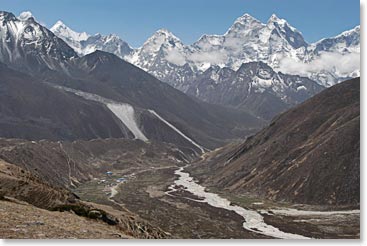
[0,198,129,239]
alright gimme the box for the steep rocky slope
[0,62,132,141]
[189,78,360,206]
[185,61,324,120]
[0,160,73,209]
[49,50,265,150]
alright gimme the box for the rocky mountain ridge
[188,77,360,206]
[0,11,265,153]
[50,12,359,88]
[184,61,324,119]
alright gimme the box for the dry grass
[0,199,130,239]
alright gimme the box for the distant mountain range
[51,20,133,59]
[0,11,265,154]
[50,13,359,88]
[0,9,360,237]
[0,12,78,74]
[0,10,358,147]
[184,61,324,120]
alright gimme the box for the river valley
[74,163,360,239]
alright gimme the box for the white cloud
[277,51,360,78]
[165,49,187,66]
[188,50,228,65]
[18,11,33,21]
[17,11,47,27]
[223,37,243,53]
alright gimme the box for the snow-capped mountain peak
[154,28,174,36]
[225,13,263,35]
[51,20,66,30]
[50,20,91,54]
[123,28,191,85]
[0,11,17,22]
[131,28,185,64]
[105,33,120,40]
[51,20,89,42]
[126,12,357,87]
[267,14,299,32]
[143,28,183,48]
[341,25,360,36]
[265,14,307,49]
[268,14,284,24]
[311,24,360,53]
[0,11,78,74]
[234,13,260,24]
[46,11,359,88]
[50,20,132,58]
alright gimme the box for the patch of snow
[210,71,219,81]
[296,85,307,91]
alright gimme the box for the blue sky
[0,0,360,47]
